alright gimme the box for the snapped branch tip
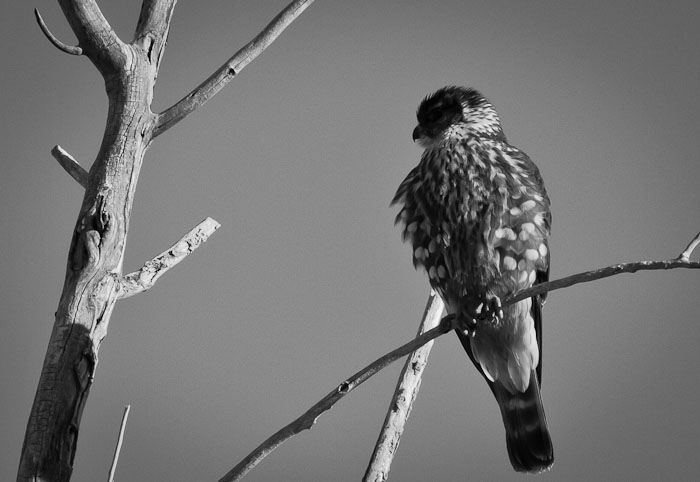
[51,145,88,188]
[116,217,221,300]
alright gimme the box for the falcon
[392,86,554,472]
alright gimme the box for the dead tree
[18,1,314,481]
[19,2,700,482]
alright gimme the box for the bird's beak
[412,125,422,142]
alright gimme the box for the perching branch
[505,249,700,306]
[34,9,83,55]
[219,316,457,482]
[117,217,221,299]
[51,145,88,188]
[364,291,444,482]
[361,231,700,481]
[153,0,315,137]
[107,405,131,482]
[225,232,699,481]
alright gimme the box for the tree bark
[17,1,173,481]
[363,291,444,482]
[19,1,314,480]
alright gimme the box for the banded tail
[493,370,553,473]
[457,328,554,473]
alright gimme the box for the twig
[223,232,699,480]
[117,217,221,299]
[107,405,131,482]
[364,291,444,482]
[153,0,315,137]
[678,231,700,262]
[51,145,89,188]
[218,316,457,482]
[34,8,83,55]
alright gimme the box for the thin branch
[219,316,457,482]
[678,231,700,262]
[153,0,315,137]
[363,231,700,480]
[506,232,700,305]
[34,8,83,55]
[505,256,700,306]
[223,232,699,481]
[364,291,444,482]
[107,405,131,482]
[51,145,88,188]
[117,217,221,299]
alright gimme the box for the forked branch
[154,0,315,137]
[224,232,699,481]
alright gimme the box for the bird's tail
[493,370,554,473]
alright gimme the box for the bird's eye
[426,109,445,123]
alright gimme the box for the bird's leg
[439,313,457,331]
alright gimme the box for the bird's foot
[443,295,504,337]
[439,313,475,336]
[467,295,503,326]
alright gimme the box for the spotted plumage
[392,86,554,472]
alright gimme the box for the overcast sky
[1,1,699,481]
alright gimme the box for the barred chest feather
[393,137,551,306]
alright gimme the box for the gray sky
[2,1,699,481]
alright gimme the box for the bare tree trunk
[18,1,314,480]
[17,3,173,481]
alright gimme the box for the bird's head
[412,86,505,148]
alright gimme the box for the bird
[392,86,554,473]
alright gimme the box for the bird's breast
[420,142,500,228]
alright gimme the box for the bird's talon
[469,295,503,324]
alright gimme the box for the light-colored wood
[364,291,444,482]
